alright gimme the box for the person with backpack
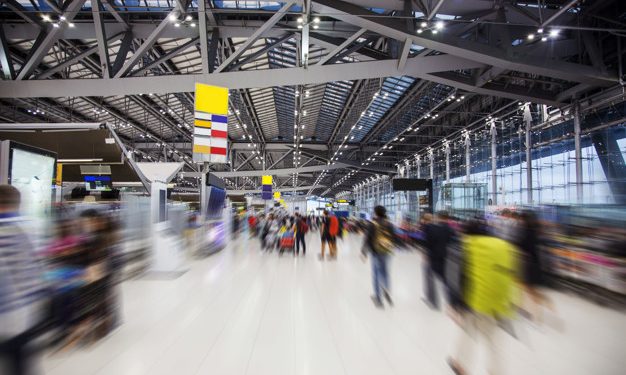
[447,218,519,375]
[295,213,308,256]
[362,206,396,308]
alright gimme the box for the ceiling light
[185,15,193,21]
[527,33,535,40]
[190,22,196,27]
[42,14,51,22]
[52,23,60,28]
[59,15,66,21]
[435,21,444,30]
[541,36,548,42]
[297,17,303,23]
[417,28,423,34]
[314,17,320,24]
[68,22,75,28]
[420,21,427,28]
[169,14,178,21]
[432,29,438,35]
[174,22,180,27]
[549,29,559,38]
[537,28,544,34]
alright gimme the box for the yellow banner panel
[193,144,211,154]
[195,84,228,115]
[262,175,272,185]
[273,191,281,199]
[194,119,212,128]
[56,163,63,186]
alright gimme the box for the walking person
[0,185,48,375]
[448,218,519,375]
[295,213,308,256]
[421,212,455,309]
[319,210,339,260]
[516,210,553,322]
[362,206,395,308]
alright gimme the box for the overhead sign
[193,84,229,164]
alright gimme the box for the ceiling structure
[0,0,624,197]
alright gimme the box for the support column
[573,103,583,203]
[200,163,209,218]
[444,141,450,183]
[464,132,471,182]
[490,120,498,206]
[523,104,533,205]
[429,149,434,180]
[416,155,421,179]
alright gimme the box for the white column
[574,103,583,203]
[490,120,498,206]
[523,104,533,205]
[429,149,434,180]
[444,141,450,183]
[416,155,421,178]
[465,132,471,182]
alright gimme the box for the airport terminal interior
[0,1,625,375]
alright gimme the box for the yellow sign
[274,191,281,199]
[194,84,228,115]
[262,175,273,185]
[56,163,63,186]
[337,199,347,203]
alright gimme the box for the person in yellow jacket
[448,218,520,375]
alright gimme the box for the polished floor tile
[43,232,626,375]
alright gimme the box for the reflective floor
[43,233,625,375]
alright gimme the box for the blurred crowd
[1,185,123,375]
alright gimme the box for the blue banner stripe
[211,114,228,123]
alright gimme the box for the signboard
[392,178,430,191]
[193,84,229,163]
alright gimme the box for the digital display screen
[84,175,112,191]
[392,178,430,191]
[206,186,226,219]
[10,147,56,218]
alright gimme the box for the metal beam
[0,26,15,79]
[213,162,349,178]
[427,0,446,21]
[228,34,292,71]
[214,1,295,73]
[226,185,322,195]
[130,38,199,77]
[110,30,133,77]
[16,0,87,80]
[316,28,367,65]
[1,0,45,29]
[197,0,210,74]
[311,0,617,86]
[113,7,180,78]
[92,0,111,78]
[35,32,125,79]
[207,29,219,73]
[397,38,412,70]
[540,0,579,29]
[101,0,129,27]
[0,54,484,98]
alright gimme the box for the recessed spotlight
[42,14,51,22]
[435,21,444,30]
[59,15,66,21]
[52,23,60,28]
[169,14,178,21]
[185,15,193,21]
[527,34,534,40]
[417,28,423,34]
[549,29,559,38]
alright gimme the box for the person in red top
[248,214,258,237]
[295,213,308,256]
[319,210,339,260]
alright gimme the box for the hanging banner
[262,175,273,185]
[193,83,229,164]
[273,191,281,200]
